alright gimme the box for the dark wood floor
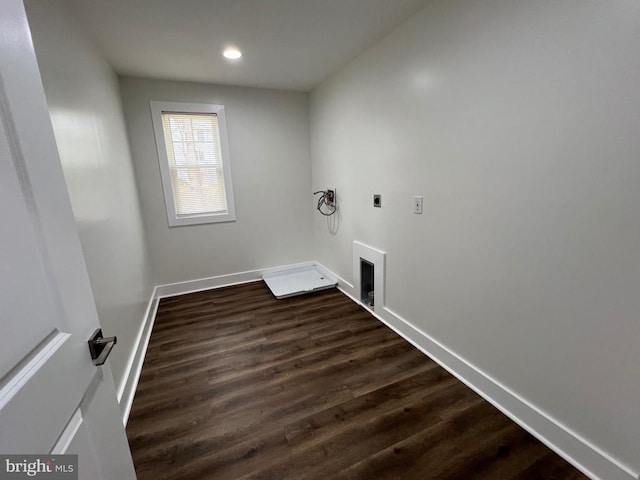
[126,282,588,480]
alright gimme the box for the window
[150,101,236,226]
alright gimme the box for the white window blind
[151,101,235,226]
[160,112,228,217]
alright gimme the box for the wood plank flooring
[126,282,588,480]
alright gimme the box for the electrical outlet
[326,188,336,206]
[373,194,382,208]
[414,196,423,214]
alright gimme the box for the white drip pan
[262,265,337,299]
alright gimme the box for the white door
[0,1,136,478]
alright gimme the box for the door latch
[88,329,117,366]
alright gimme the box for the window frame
[150,101,236,227]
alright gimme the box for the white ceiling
[64,0,429,91]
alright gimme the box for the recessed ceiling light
[223,48,242,60]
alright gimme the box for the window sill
[168,212,236,227]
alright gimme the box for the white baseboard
[154,261,316,299]
[316,262,638,480]
[117,287,159,426]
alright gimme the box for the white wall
[311,0,640,474]
[120,77,313,285]
[25,1,154,394]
